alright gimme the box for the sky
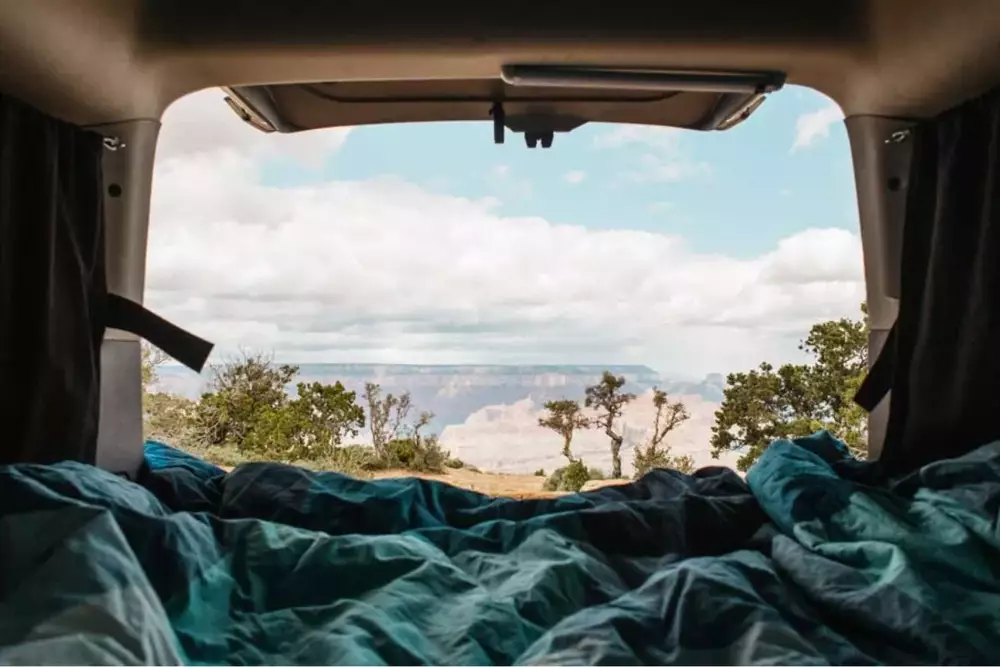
[147,86,864,380]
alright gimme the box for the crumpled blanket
[1,431,998,665]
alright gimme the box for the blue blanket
[1,432,999,664]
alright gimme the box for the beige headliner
[0,0,998,128]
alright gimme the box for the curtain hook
[103,136,126,151]
[885,129,911,145]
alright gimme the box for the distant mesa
[705,372,725,388]
[440,390,738,476]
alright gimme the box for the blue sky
[149,85,865,378]
[260,86,856,259]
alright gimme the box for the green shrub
[444,457,465,469]
[632,448,695,479]
[587,467,606,481]
[178,441,379,479]
[291,448,374,479]
[182,443,254,469]
[385,436,448,473]
[411,436,448,473]
[387,438,417,467]
[543,460,591,493]
[534,468,545,477]
[332,444,382,472]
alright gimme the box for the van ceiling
[227,74,781,141]
[0,0,998,129]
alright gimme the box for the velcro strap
[854,324,896,412]
[106,294,213,372]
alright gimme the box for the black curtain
[0,93,107,465]
[860,85,1000,473]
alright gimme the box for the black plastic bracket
[490,102,505,144]
[524,131,554,148]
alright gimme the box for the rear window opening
[5,6,1000,665]
[144,83,863,491]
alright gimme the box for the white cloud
[146,91,865,378]
[628,154,713,183]
[593,125,681,151]
[157,88,352,170]
[792,104,844,152]
[594,124,711,184]
[564,170,586,184]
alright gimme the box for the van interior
[1,1,999,664]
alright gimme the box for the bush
[385,436,448,473]
[386,438,417,467]
[542,469,562,491]
[295,445,379,478]
[189,353,365,463]
[331,444,382,472]
[587,467,606,481]
[444,457,465,469]
[180,443,255,469]
[543,460,592,493]
[411,436,448,473]
[144,392,197,446]
[534,468,545,477]
[633,448,695,479]
[176,441,379,478]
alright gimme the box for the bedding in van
[1,432,999,665]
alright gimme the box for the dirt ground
[219,463,631,498]
[371,467,561,498]
[372,468,631,498]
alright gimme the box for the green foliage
[710,304,870,471]
[585,371,636,478]
[143,391,197,445]
[384,435,448,473]
[141,343,196,446]
[140,348,452,477]
[364,382,413,461]
[534,468,546,477]
[180,443,258,470]
[632,387,692,479]
[543,460,592,492]
[186,352,366,463]
[411,436,448,474]
[587,467,606,481]
[285,381,366,459]
[303,444,380,477]
[141,344,169,393]
[538,399,590,461]
[386,437,417,466]
[633,448,695,478]
[191,352,299,452]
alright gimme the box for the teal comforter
[1,432,999,664]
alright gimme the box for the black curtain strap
[106,294,213,373]
[853,324,897,413]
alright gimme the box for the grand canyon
[156,364,741,475]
